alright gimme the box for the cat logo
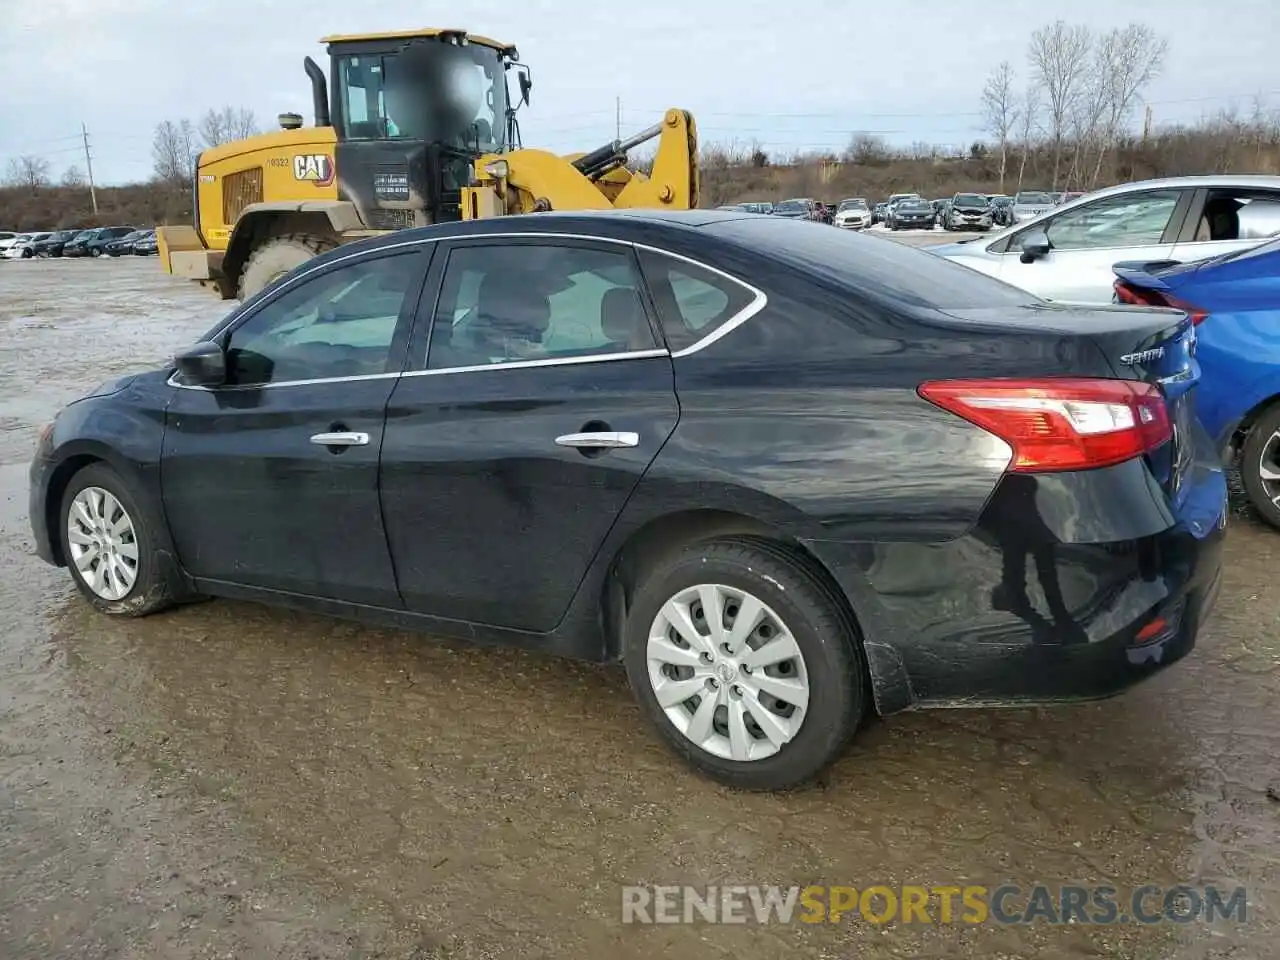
[293,154,334,186]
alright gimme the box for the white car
[0,233,31,256]
[931,175,1280,303]
[3,232,51,259]
[833,198,871,229]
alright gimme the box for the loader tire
[239,233,337,301]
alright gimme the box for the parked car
[62,229,105,257]
[1113,236,1280,528]
[932,175,1280,303]
[29,211,1227,789]
[988,195,1015,227]
[132,230,159,256]
[84,226,138,257]
[0,232,35,256]
[1011,190,1057,224]
[887,198,936,230]
[0,231,16,243]
[771,198,824,222]
[2,231,51,259]
[32,230,81,258]
[884,193,921,222]
[833,198,871,230]
[931,198,949,222]
[871,201,888,225]
[1057,191,1085,205]
[944,193,994,232]
[740,201,774,215]
[105,230,148,256]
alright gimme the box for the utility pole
[616,96,621,140]
[81,122,99,214]
[1142,104,1153,144]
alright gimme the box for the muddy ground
[1,255,1277,960]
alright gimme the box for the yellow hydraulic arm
[463,108,698,218]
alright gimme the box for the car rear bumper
[805,432,1228,715]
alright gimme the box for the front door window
[1045,190,1182,251]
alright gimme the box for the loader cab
[320,29,525,227]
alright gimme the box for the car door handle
[554,431,639,449]
[310,431,370,447]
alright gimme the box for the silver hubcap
[1260,431,1280,507]
[66,486,139,601]
[646,583,810,762]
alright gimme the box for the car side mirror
[174,341,226,387]
[1019,229,1051,263]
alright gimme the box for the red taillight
[918,377,1172,473]
[1113,280,1208,326]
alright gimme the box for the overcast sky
[2,0,1278,185]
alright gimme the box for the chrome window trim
[169,229,768,391]
[403,348,668,379]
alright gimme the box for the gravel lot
[1,254,1277,960]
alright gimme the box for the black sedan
[28,211,1227,790]
[105,230,148,256]
[31,229,81,258]
[887,198,936,230]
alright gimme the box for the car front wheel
[59,462,176,617]
[623,537,866,790]
[1241,405,1280,530]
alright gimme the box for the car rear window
[707,216,1038,310]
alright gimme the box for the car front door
[379,236,680,632]
[996,188,1190,302]
[162,244,431,606]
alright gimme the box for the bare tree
[4,155,52,194]
[844,132,891,165]
[1028,20,1093,190]
[152,119,198,187]
[1088,24,1167,186]
[61,164,86,188]
[199,106,259,147]
[1016,85,1041,190]
[981,61,1020,193]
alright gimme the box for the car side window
[1045,190,1182,250]
[223,251,421,386]
[637,249,756,352]
[424,242,658,371]
[1186,189,1280,244]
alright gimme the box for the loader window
[425,243,658,370]
[335,41,508,151]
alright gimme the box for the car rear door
[1170,186,1280,264]
[379,235,679,632]
[998,188,1191,302]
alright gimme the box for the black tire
[622,537,868,790]
[58,462,176,617]
[1241,403,1280,530]
[239,233,337,301]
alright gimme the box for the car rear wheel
[623,537,866,790]
[1241,405,1280,529]
[59,463,176,617]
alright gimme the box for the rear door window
[637,249,758,352]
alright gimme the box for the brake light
[918,377,1172,473]
[1113,280,1208,326]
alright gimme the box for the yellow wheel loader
[157,28,699,301]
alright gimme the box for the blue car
[1114,237,1280,528]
